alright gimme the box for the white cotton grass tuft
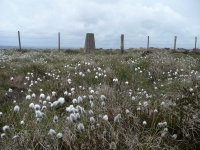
[12,135,19,140]
[46,96,51,101]
[14,105,20,112]
[100,95,106,101]
[35,110,44,118]
[103,115,109,121]
[39,93,45,99]
[114,114,121,123]
[2,125,9,132]
[48,129,56,136]
[26,95,31,100]
[131,96,136,101]
[34,104,41,110]
[77,123,85,131]
[77,96,83,103]
[143,121,147,125]
[143,101,148,107]
[56,133,63,139]
[57,97,65,105]
[8,88,13,92]
[32,93,36,98]
[90,117,95,123]
[52,91,56,96]
[1,133,6,138]
[20,120,25,125]
[53,115,58,123]
[29,103,35,109]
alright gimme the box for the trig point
[84,33,95,53]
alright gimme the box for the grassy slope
[0,49,200,149]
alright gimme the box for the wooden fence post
[194,37,197,51]
[18,31,21,50]
[84,33,95,53]
[120,34,124,54]
[147,36,149,51]
[58,32,60,52]
[174,36,177,51]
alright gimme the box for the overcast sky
[0,0,200,49]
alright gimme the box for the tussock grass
[0,49,200,149]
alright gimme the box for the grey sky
[0,0,199,49]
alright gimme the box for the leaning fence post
[147,36,149,51]
[194,37,197,51]
[58,32,60,52]
[18,31,21,50]
[174,36,177,51]
[120,34,124,54]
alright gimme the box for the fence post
[174,36,177,51]
[120,34,124,54]
[58,32,60,52]
[18,31,21,50]
[147,36,149,51]
[84,33,95,53]
[194,37,197,51]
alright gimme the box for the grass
[0,49,200,149]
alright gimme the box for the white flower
[57,97,65,105]
[100,95,106,101]
[29,103,35,109]
[0,112,2,116]
[48,129,56,136]
[161,101,165,106]
[172,134,177,139]
[72,99,77,104]
[56,133,63,139]
[52,91,56,96]
[143,101,148,107]
[26,95,31,100]
[90,117,95,123]
[154,109,158,113]
[143,121,147,125]
[67,79,72,84]
[125,109,130,114]
[20,120,25,125]
[46,96,51,101]
[64,91,68,96]
[77,96,83,103]
[12,135,19,139]
[103,115,108,121]
[69,113,77,122]
[32,93,36,98]
[35,110,44,118]
[40,93,45,99]
[53,115,58,123]
[114,114,121,123]
[8,88,13,92]
[10,77,14,81]
[88,110,94,115]
[2,125,9,132]
[77,123,85,131]
[125,81,129,85]
[131,96,136,101]
[14,105,20,112]
[34,104,40,110]
[1,133,6,138]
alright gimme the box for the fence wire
[0,31,198,50]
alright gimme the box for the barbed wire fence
[0,31,198,52]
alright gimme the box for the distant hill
[0,46,18,50]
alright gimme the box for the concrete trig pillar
[84,33,95,53]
